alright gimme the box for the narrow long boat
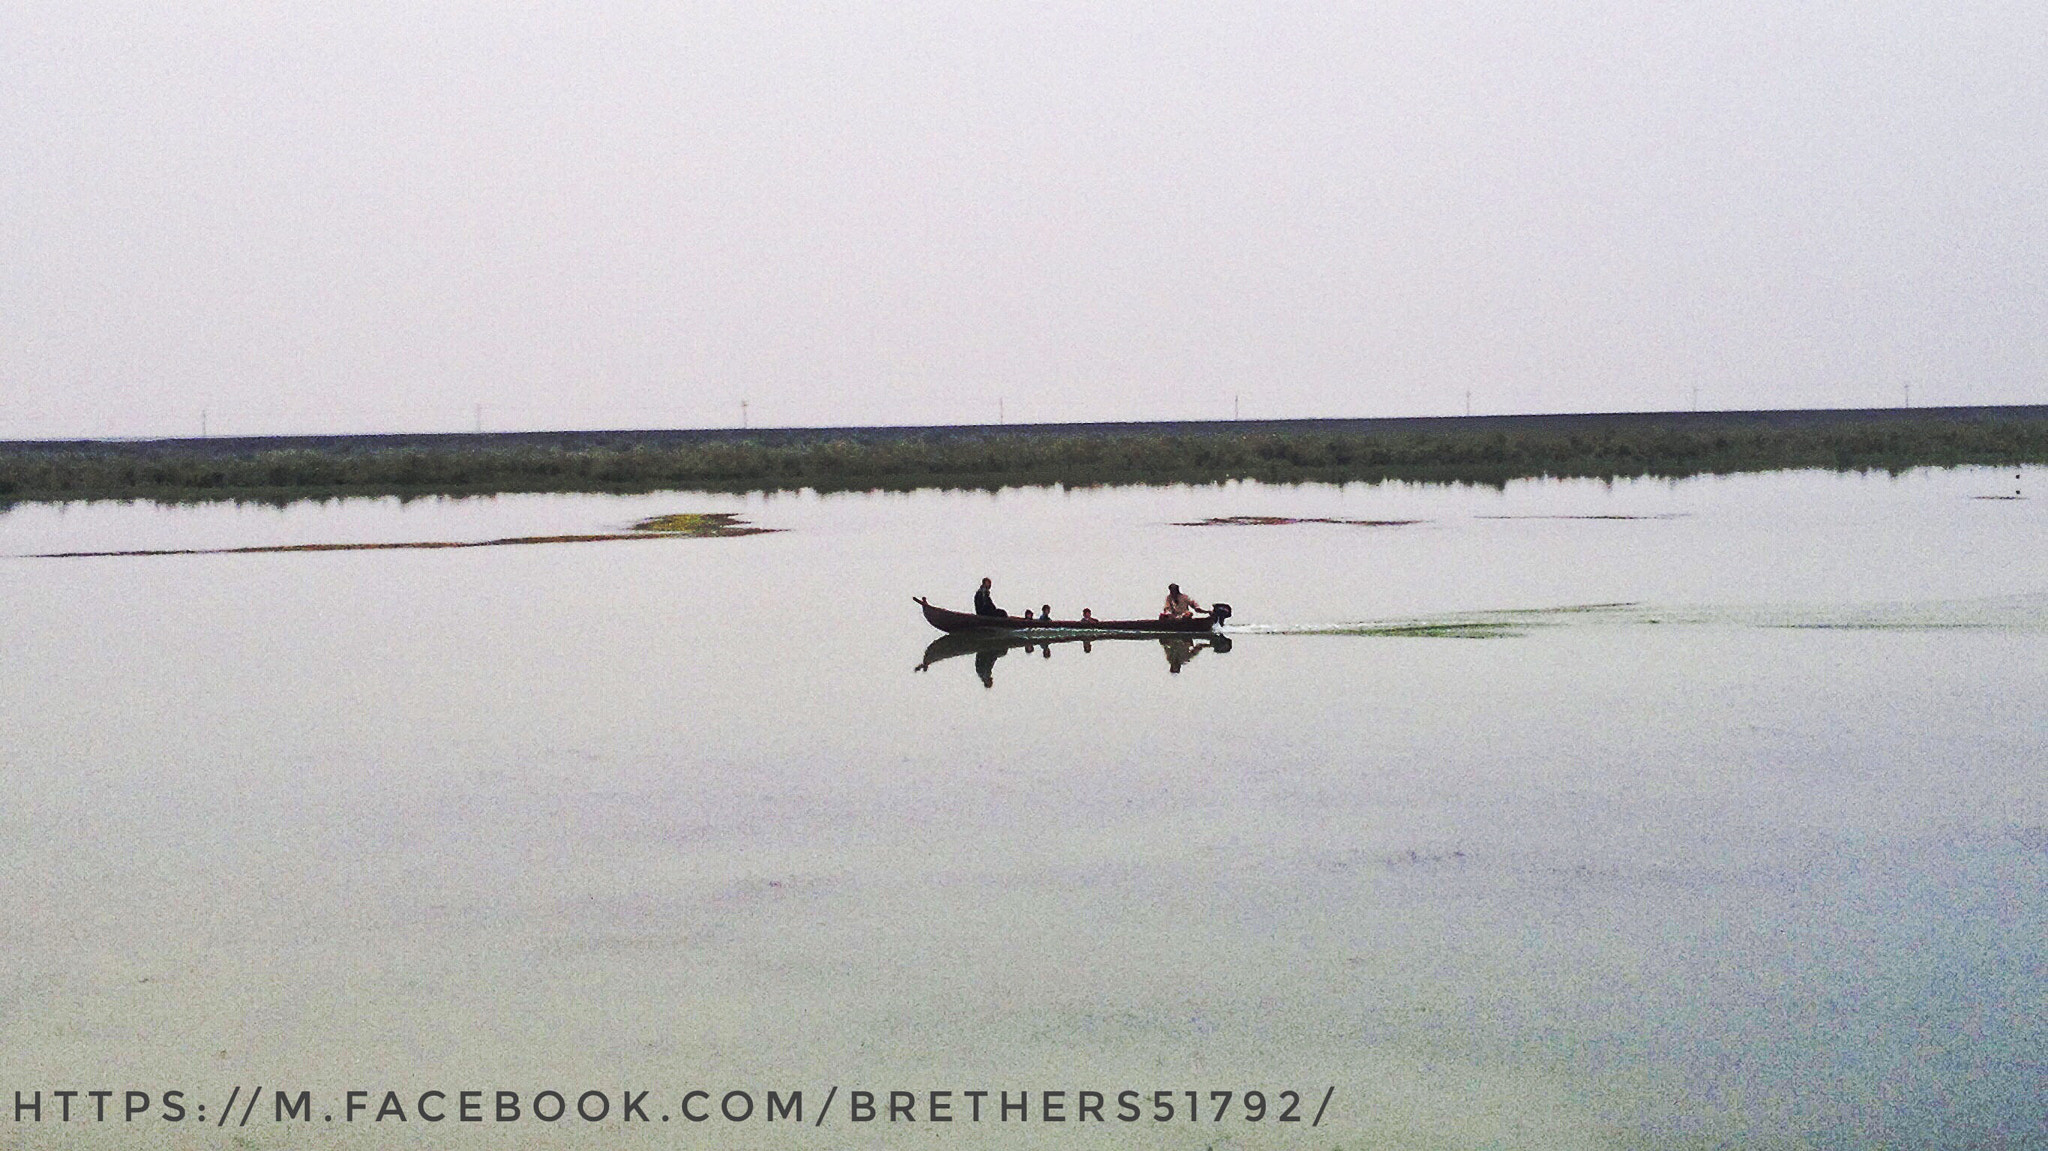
[915,596,1231,634]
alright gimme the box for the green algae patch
[631,512,773,536]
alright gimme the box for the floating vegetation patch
[1173,515,1426,527]
[30,513,778,558]
[630,512,776,537]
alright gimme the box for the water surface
[1,467,2042,1148]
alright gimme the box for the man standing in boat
[974,576,1006,617]
[1160,583,1203,619]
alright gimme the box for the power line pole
[1464,390,1472,417]
[741,399,748,429]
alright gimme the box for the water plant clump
[630,512,769,536]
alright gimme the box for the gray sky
[4,0,2044,438]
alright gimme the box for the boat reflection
[914,631,1233,687]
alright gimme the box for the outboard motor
[1209,603,1232,625]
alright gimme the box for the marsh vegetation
[2,408,2042,504]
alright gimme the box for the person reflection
[974,646,1000,688]
[1160,635,1230,672]
[1161,635,1197,673]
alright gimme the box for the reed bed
[3,412,2042,504]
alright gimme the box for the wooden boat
[916,596,1231,634]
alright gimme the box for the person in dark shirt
[973,577,1005,617]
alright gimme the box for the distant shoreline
[3,406,2043,504]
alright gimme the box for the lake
[1,466,2042,1149]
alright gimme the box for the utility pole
[474,403,483,433]
[200,408,208,438]
[998,397,1004,425]
[1233,394,1239,421]
[1903,384,1911,409]
[741,399,748,429]
[1464,390,1472,417]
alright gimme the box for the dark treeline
[2,408,2043,504]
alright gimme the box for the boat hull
[916,597,1228,634]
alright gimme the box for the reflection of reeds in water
[4,412,2043,503]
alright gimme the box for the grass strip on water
[28,512,776,557]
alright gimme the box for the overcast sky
[3,0,2044,438]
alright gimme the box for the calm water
[2,467,2042,1149]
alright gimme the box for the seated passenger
[973,577,1004,618]
[1039,604,1052,621]
[1160,583,1203,619]
[1081,608,1097,623]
